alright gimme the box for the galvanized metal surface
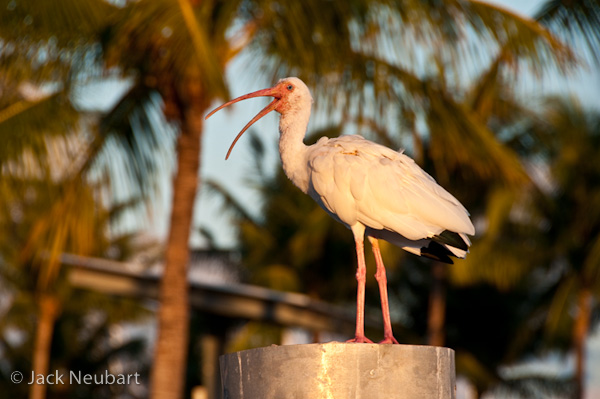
[220,342,455,399]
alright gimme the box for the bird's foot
[378,335,399,344]
[346,335,374,344]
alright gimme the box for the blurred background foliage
[1,0,599,398]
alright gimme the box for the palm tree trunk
[150,105,205,399]
[427,262,446,347]
[573,286,591,399]
[29,293,61,399]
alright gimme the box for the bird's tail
[421,231,471,264]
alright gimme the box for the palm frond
[425,87,529,185]
[535,0,600,64]
[103,0,228,103]
[466,0,575,71]
[19,177,108,291]
[543,273,578,344]
[0,91,80,170]
[467,53,507,120]
[250,0,573,90]
[359,56,530,184]
[0,0,112,85]
[246,131,267,180]
[452,188,512,282]
[455,350,500,392]
[175,0,228,99]
[203,178,256,223]
[0,0,114,46]
[92,82,175,203]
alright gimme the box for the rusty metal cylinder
[220,342,455,399]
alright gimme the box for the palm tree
[529,97,600,399]
[446,0,600,394]
[99,2,229,397]
[0,3,160,399]
[0,3,118,399]
[0,174,136,399]
[438,88,600,397]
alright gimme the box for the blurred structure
[61,251,366,399]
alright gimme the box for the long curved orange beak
[205,86,281,160]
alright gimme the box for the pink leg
[369,237,399,344]
[347,226,373,343]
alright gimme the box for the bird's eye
[286,84,293,91]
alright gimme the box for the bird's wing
[307,136,474,241]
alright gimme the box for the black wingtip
[421,241,454,264]
[433,230,469,251]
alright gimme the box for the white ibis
[206,77,475,344]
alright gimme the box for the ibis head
[205,77,312,159]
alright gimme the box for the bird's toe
[378,336,399,344]
[346,335,374,344]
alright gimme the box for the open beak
[205,86,281,160]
